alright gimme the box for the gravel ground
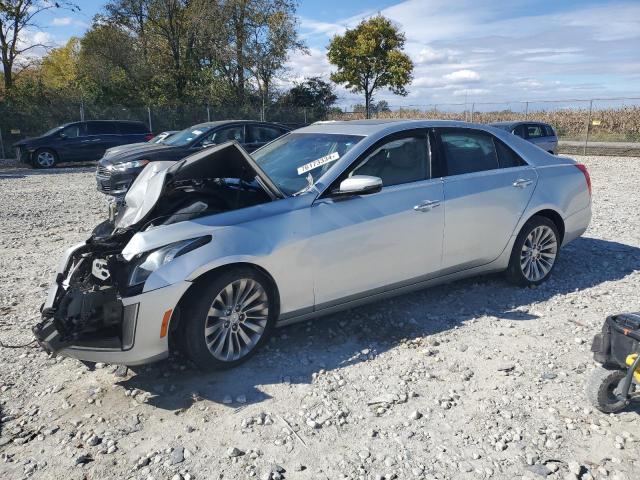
[0,155,639,480]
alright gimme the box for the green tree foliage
[280,76,337,114]
[0,1,79,90]
[327,15,413,118]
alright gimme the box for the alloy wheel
[520,225,557,282]
[204,278,269,361]
[36,151,55,168]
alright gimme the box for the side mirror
[332,175,382,197]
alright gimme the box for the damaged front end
[33,230,138,356]
[33,142,280,364]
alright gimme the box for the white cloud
[443,69,480,83]
[52,17,72,26]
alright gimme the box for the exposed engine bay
[33,142,276,357]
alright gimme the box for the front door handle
[414,200,441,212]
[513,178,533,188]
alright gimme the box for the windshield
[43,126,63,136]
[251,132,363,195]
[163,127,207,147]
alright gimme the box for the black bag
[591,313,640,369]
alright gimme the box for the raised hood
[114,141,282,230]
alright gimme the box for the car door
[435,127,537,271]
[54,123,87,161]
[197,125,245,150]
[84,121,120,160]
[309,129,444,307]
[245,124,288,152]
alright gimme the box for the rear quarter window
[494,139,526,168]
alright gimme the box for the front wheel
[506,215,559,286]
[182,267,276,371]
[33,148,58,168]
[586,367,629,413]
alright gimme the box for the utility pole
[583,99,593,155]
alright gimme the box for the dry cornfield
[329,105,640,142]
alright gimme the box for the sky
[31,0,640,108]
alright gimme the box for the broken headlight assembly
[128,236,211,287]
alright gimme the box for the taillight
[575,164,591,196]
[144,133,154,141]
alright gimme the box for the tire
[506,215,560,286]
[33,148,58,169]
[585,367,628,413]
[182,266,277,371]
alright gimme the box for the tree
[40,37,80,90]
[281,76,337,113]
[327,15,413,119]
[0,1,79,89]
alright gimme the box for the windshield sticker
[192,129,203,135]
[297,151,340,175]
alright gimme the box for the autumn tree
[327,15,413,118]
[0,0,79,89]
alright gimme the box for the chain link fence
[0,100,326,159]
[332,97,640,156]
[1,97,640,159]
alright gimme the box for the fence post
[80,99,85,121]
[147,106,153,132]
[525,102,529,120]
[583,99,593,155]
[206,104,211,122]
[0,127,6,159]
[470,103,475,123]
[303,107,307,124]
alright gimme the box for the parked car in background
[149,130,178,144]
[35,120,592,370]
[96,120,290,197]
[13,120,152,168]
[490,121,558,154]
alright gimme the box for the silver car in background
[490,121,559,154]
[33,120,591,370]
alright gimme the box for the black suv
[13,120,152,168]
[96,120,290,196]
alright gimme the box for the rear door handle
[414,200,441,212]
[513,178,533,188]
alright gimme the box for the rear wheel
[33,148,58,168]
[506,215,559,286]
[182,267,276,371]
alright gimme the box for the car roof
[489,120,551,127]
[188,120,290,130]
[297,119,505,136]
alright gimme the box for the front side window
[210,125,244,144]
[439,130,499,175]
[252,133,363,196]
[349,132,429,187]
[513,125,526,138]
[60,124,83,138]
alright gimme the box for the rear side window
[118,122,148,134]
[526,124,544,138]
[248,125,286,143]
[544,125,555,137]
[439,130,498,176]
[494,139,526,168]
[87,122,118,135]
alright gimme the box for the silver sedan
[34,120,592,370]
